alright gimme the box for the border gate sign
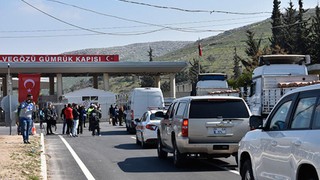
[0,55,119,63]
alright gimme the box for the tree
[310,5,320,63]
[140,47,155,87]
[232,47,242,79]
[240,30,262,72]
[147,46,154,62]
[270,0,284,52]
[281,1,298,54]
[295,0,311,55]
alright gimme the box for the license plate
[212,128,226,135]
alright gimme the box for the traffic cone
[32,125,37,135]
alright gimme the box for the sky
[0,0,319,54]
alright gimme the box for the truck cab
[196,73,228,96]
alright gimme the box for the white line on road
[40,133,47,180]
[59,135,95,180]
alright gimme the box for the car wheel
[157,133,168,159]
[241,159,254,180]
[136,134,141,145]
[141,133,147,149]
[173,139,186,168]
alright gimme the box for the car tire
[157,133,168,159]
[241,159,254,180]
[173,139,186,168]
[141,133,147,149]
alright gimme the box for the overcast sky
[0,0,319,54]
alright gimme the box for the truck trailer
[247,54,319,117]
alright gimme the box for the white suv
[156,96,251,167]
[239,84,320,180]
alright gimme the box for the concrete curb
[40,133,47,180]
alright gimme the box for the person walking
[118,105,124,126]
[78,105,86,134]
[64,103,74,136]
[39,107,45,130]
[72,103,80,137]
[109,105,116,126]
[87,104,95,131]
[89,105,102,136]
[17,94,36,144]
[60,104,67,134]
[44,103,55,135]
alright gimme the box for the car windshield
[189,99,249,118]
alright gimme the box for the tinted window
[268,101,292,130]
[150,112,164,120]
[176,102,187,116]
[189,99,249,118]
[291,97,316,129]
[313,101,320,129]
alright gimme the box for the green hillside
[155,19,272,77]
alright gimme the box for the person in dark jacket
[44,103,56,135]
[89,105,102,136]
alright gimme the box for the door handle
[271,140,277,146]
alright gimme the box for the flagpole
[198,42,202,75]
[8,63,12,135]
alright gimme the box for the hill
[63,41,192,61]
[64,7,317,93]
[62,20,273,93]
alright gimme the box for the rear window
[150,113,165,120]
[189,99,249,118]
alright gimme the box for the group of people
[60,103,102,137]
[17,94,107,144]
[109,104,125,126]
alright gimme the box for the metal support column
[155,76,161,88]
[56,74,63,102]
[169,73,176,98]
[103,73,110,91]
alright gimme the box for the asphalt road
[6,122,240,180]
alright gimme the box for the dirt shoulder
[0,134,42,180]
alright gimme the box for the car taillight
[131,110,134,120]
[146,124,157,131]
[181,119,188,137]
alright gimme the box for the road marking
[200,159,240,175]
[58,135,95,180]
[40,133,47,180]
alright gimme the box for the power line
[0,16,268,34]
[21,0,105,35]
[21,0,168,36]
[117,0,272,15]
[46,0,270,33]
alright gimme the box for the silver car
[156,95,251,167]
[239,84,320,180]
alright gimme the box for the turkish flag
[198,43,202,57]
[18,74,41,103]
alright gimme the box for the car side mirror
[249,115,263,130]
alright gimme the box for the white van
[125,87,164,133]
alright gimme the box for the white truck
[196,73,239,96]
[196,73,228,95]
[247,54,319,118]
